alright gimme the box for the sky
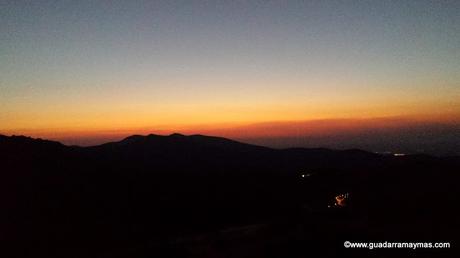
[1,0,459,152]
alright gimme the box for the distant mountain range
[1,133,459,258]
[4,132,457,171]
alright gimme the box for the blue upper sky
[1,0,459,135]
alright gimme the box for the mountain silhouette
[1,133,459,258]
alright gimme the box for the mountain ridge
[1,132,459,258]
[0,133,427,157]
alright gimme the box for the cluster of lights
[328,192,350,208]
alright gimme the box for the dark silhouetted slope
[1,134,459,258]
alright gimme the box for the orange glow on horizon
[2,112,459,146]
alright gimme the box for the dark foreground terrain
[1,133,459,257]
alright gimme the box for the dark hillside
[1,134,458,257]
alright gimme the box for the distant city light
[393,153,406,157]
[335,193,349,207]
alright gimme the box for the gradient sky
[1,0,460,147]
